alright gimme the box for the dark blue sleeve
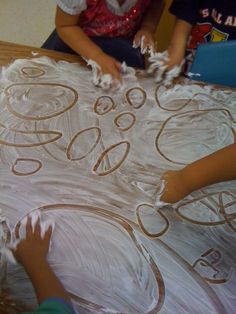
[169,0,200,25]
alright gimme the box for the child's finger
[44,225,53,242]
[26,216,33,237]
[14,222,21,240]
[34,217,41,238]
[133,35,141,48]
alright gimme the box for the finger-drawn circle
[126,87,146,109]
[94,96,115,115]
[66,127,101,161]
[136,203,169,238]
[93,141,130,176]
[0,122,62,147]
[12,158,42,176]
[114,112,136,131]
[155,109,235,165]
[21,67,46,78]
[5,83,78,121]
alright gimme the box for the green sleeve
[22,298,76,314]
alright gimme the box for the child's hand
[167,45,185,69]
[160,170,190,204]
[133,27,155,54]
[93,52,122,83]
[12,216,52,269]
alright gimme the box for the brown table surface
[0,40,84,66]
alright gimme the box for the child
[160,144,236,204]
[167,0,236,71]
[42,0,164,82]
[11,216,75,314]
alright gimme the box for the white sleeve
[56,0,87,15]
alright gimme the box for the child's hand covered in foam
[11,213,54,267]
[159,170,190,204]
[87,52,122,90]
[148,50,184,86]
[133,28,155,55]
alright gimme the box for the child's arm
[12,216,72,305]
[166,18,192,68]
[133,0,164,53]
[55,6,121,81]
[160,144,236,204]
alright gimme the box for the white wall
[0,0,56,47]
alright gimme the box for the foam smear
[153,179,170,209]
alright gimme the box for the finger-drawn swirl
[126,87,146,109]
[12,158,42,176]
[66,127,101,161]
[114,112,136,131]
[94,96,115,115]
[5,83,78,121]
[155,85,224,111]
[93,141,130,176]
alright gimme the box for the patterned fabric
[57,0,151,37]
[169,0,236,70]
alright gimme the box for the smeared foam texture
[0,56,235,313]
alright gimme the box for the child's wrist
[90,50,105,63]
[22,256,48,273]
[180,166,196,195]
[140,23,155,34]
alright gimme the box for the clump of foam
[87,59,136,91]
[133,35,155,55]
[148,50,183,86]
[153,179,170,209]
